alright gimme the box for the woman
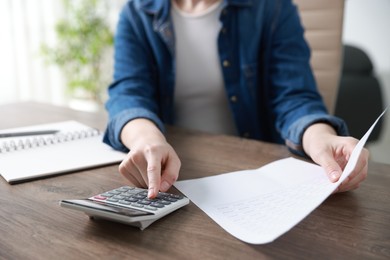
[104,0,368,198]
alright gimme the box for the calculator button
[144,206,158,211]
[107,198,119,202]
[123,190,139,196]
[118,200,131,205]
[156,195,167,200]
[138,200,152,205]
[164,197,177,202]
[113,195,126,200]
[133,194,146,200]
[116,187,131,192]
[131,203,145,208]
[150,202,165,208]
[100,193,113,197]
[170,194,183,199]
[93,195,107,200]
[160,200,171,205]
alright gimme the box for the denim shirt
[104,0,348,157]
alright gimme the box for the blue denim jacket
[104,0,348,156]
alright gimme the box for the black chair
[335,44,385,142]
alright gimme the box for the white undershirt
[171,1,237,135]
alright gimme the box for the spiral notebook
[0,121,126,183]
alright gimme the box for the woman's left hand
[303,123,369,193]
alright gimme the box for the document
[174,110,386,244]
[0,121,126,183]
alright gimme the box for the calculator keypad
[90,186,185,213]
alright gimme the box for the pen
[0,130,59,138]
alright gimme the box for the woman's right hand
[119,119,181,199]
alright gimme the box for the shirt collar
[140,0,165,14]
[140,0,253,31]
[140,0,253,14]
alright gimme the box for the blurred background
[341,0,389,165]
[0,0,125,111]
[0,0,389,164]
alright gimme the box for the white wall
[343,0,390,72]
[343,0,390,163]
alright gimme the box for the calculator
[60,186,190,230]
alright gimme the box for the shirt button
[222,9,228,16]
[221,28,227,34]
[164,29,172,38]
[230,95,237,102]
[223,60,230,67]
[243,132,250,138]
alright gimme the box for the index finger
[145,153,162,199]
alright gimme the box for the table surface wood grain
[0,102,389,259]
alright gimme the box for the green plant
[41,0,113,105]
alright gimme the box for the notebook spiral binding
[0,129,100,154]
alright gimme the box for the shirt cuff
[103,108,165,152]
[284,114,349,157]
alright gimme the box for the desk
[1,102,389,259]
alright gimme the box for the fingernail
[330,171,340,181]
[148,188,155,198]
[161,181,170,192]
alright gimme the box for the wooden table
[0,102,389,259]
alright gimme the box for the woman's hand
[119,119,181,198]
[303,123,369,192]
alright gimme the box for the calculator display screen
[62,199,153,217]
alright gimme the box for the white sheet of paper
[175,109,386,244]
